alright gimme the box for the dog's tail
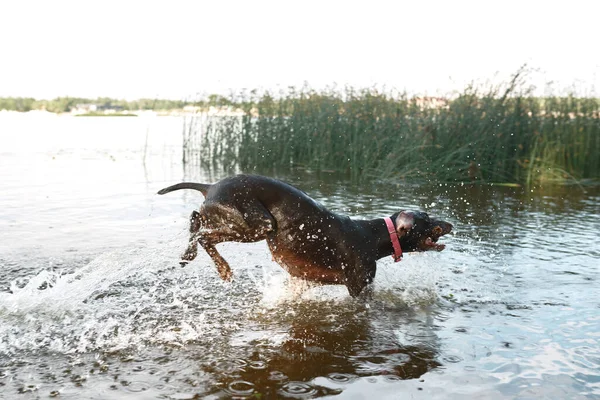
[157,182,212,196]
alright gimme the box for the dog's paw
[218,268,233,282]
[181,250,197,261]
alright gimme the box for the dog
[158,175,452,297]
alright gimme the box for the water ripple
[278,381,318,398]
[226,380,255,397]
[326,372,358,384]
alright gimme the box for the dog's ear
[395,211,415,237]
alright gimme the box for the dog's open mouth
[422,221,453,251]
[424,236,446,251]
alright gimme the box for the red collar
[384,217,403,262]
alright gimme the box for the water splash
[0,235,449,357]
[0,235,218,355]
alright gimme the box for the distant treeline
[0,95,233,113]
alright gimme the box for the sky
[1,0,598,100]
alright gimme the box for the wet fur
[158,174,452,297]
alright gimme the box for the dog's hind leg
[198,243,233,281]
[181,210,202,264]
[185,202,276,281]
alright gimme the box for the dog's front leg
[356,283,375,301]
[344,261,376,298]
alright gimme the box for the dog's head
[394,210,453,252]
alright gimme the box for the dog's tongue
[425,237,446,251]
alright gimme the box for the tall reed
[184,74,599,185]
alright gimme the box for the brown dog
[158,175,452,297]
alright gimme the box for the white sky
[1,0,598,100]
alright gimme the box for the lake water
[0,113,599,399]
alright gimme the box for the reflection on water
[200,301,442,398]
[0,115,599,398]
[204,301,442,398]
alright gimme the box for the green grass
[183,72,600,186]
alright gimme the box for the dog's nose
[442,222,453,234]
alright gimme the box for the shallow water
[1,113,599,399]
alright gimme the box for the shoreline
[0,108,245,117]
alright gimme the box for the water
[1,113,599,399]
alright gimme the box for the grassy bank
[185,76,599,185]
